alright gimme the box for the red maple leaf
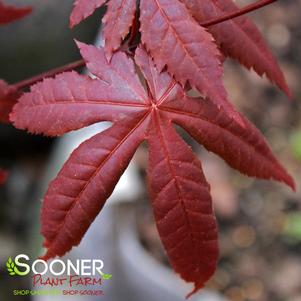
[10,43,294,296]
[182,0,291,97]
[0,0,32,25]
[70,0,105,27]
[102,0,137,60]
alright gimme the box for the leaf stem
[13,59,85,90]
[200,0,278,27]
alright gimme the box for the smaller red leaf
[70,0,105,28]
[183,0,291,97]
[0,1,32,25]
[103,0,137,60]
[0,80,20,124]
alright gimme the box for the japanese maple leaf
[0,0,32,25]
[71,0,137,60]
[70,0,105,27]
[0,80,20,123]
[182,0,291,97]
[10,43,294,296]
[70,0,241,124]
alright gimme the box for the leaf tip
[233,112,246,129]
[74,38,84,49]
[274,167,296,192]
[222,106,246,129]
[69,13,82,29]
[39,241,53,262]
[42,238,50,248]
[69,4,81,29]
[26,6,33,14]
[38,254,50,262]
[275,74,293,100]
[74,39,90,57]
[186,283,204,299]
[286,174,296,192]
[104,46,113,63]
[8,110,16,124]
[285,87,293,100]
[69,19,75,29]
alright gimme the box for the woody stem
[13,59,85,90]
[200,0,278,27]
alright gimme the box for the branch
[13,59,85,90]
[200,0,278,27]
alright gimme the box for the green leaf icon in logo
[6,257,16,276]
[6,257,26,276]
[102,273,112,280]
[98,270,113,280]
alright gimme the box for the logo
[5,254,112,297]
[6,254,112,279]
[6,257,23,276]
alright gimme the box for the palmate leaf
[0,1,32,25]
[182,0,291,97]
[11,43,294,296]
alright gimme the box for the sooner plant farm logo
[5,254,112,297]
